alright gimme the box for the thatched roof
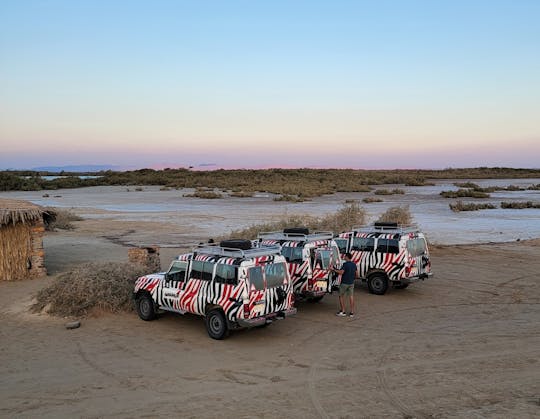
[0,199,47,227]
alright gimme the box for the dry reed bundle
[0,223,32,281]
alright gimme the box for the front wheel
[368,273,389,295]
[205,309,229,340]
[136,293,157,320]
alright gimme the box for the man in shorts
[331,252,357,317]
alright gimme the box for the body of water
[2,178,539,245]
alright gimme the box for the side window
[376,239,400,254]
[202,262,214,281]
[352,237,375,252]
[215,264,238,285]
[167,261,187,282]
[248,266,265,290]
[190,260,204,280]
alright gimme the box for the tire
[368,273,389,295]
[307,295,324,303]
[283,227,309,235]
[205,309,230,340]
[219,239,252,250]
[136,293,157,321]
[394,283,409,289]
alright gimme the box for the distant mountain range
[31,165,120,172]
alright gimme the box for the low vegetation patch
[440,189,491,198]
[183,191,223,199]
[373,188,404,195]
[32,262,148,317]
[527,183,540,190]
[273,194,309,202]
[449,200,497,212]
[44,208,83,231]
[500,201,540,209]
[224,203,367,239]
[377,206,413,225]
[363,197,383,203]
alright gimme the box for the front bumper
[236,307,297,328]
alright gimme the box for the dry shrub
[45,207,82,231]
[501,201,540,209]
[230,191,253,198]
[32,262,148,317]
[363,197,383,203]
[449,200,497,212]
[225,203,366,239]
[183,191,222,199]
[440,189,490,198]
[377,205,413,225]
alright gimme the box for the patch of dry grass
[440,189,490,198]
[224,203,367,239]
[32,262,148,317]
[449,200,497,212]
[44,208,83,231]
[363,197,383,203]
[183,191,223,199]
[500,201,540,209]
[373,188,405,195]
[377,205,413,225]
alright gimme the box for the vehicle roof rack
[195,243,282,258]
[352,224,419,234]
[258,231,334,242]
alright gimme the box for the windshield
[281,246,303,263]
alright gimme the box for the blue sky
[1,0,539,169]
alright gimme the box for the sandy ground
[1,220,539,418]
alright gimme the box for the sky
[1,0,539,170]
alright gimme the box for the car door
[161,260,188,313]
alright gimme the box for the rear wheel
[368,273,389,295]
[136,293,157,321]
[205,309,229,340]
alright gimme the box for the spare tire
[283,227,309,235]
[219,239,252,250]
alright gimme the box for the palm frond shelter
[0,199,50,280]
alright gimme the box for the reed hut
[0,199,50,281]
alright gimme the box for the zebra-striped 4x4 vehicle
[133,240,296,339]
[335,222,432,295]
[257,228,341,302]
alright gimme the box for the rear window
[315,250,332,269]
[334,238,348,253]
[352,237,375,252]
[376,239,400,254]
[265,263,287,288]
[215,264,237,285]
[248,266,265,290]
[407,238,427,257]
[282,246,303,263]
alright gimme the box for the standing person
[331,252,357,317]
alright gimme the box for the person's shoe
[349,312,355,318]
[336,311,346,317]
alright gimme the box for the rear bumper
[236,308,297,328]
[301,289,327,298]
[402,272,433,284]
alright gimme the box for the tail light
[243,304,250,317]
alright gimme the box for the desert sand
[0,217,539,418]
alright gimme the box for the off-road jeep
[336,222,432,295]
[257,228,341,302]
[133,239,296,339]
